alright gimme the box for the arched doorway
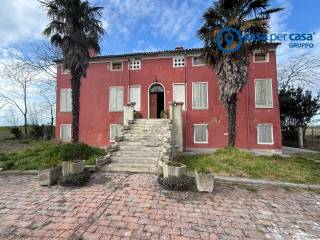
[149,83,165,118]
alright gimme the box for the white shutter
[60,89,66,112]
[255,79,273,108]
[257,124,273,144]
[66,88,72,112]
[192,83,208,109]
[60,124,71,142]
[110,124,122,142]
[129,86,141,111]
[116,87,124,111]
[194,124,208,143]
[110,87,123,112]
[173,84,185,110]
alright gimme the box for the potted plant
[194,169,214,192]
[163,161,186,178]
[62,159,85,176]
[39,166,62,186]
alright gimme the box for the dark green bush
[10,127,22,139]
[30,125,44,139]
[59,171,90,186]
[158,174,196,191]
[43,143,105,162]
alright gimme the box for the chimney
[88,48,97,57]
[175,46,184,51]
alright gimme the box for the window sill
[255,106,274,109]
[194,142,208,144]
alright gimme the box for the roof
[54,43,280,63]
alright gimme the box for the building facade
[55,46,282,153]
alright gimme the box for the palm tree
[197,0,282,146]
[41,0,104,143]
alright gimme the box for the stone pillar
[169,101,174,120]
[123,102,135,127]
[172,102,183,152]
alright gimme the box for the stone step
[119,145,162,150]
[112,157,158,163]
[100,164,161,174]
[113,152,160,157]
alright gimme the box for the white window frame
[110,124,122,143]
[129,59,141,70]
[109,86,124,112]
[173,56,185,68]
[129,85,141,111]
[193,124,208,144]
[60,124,71,142]
[60,88,72,112]
[110,61,123,71]
[60,65,70,74]
[254,79,274,108]
[173,83,186,110]
[253,50,269,63]
[192,56,205,66]
[257,124,274,145]
[192,82,209,110]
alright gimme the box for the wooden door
[150,93,158,118]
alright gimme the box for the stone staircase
[102,119,172,173]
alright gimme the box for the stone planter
[194,169,214,192]
[62,160,85,176]
[38,167,61,186]
[163,162,186,178]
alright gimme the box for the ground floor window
[257,124,273,144]
[60,124,71,142]
[110,124,122,142]
[194,124,208,144]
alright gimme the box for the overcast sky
[0,0,319,125]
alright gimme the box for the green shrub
[10,127,22,139]
[59,171,90,187]
[158,174,195,191]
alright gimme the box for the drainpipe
[128,58,131,103]
[183,50,187,151]
[246,80,250,150]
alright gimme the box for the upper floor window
[60,88,72,112]
[129,59,141,70]
[111,62,123,71]
[192,82,208,110]
[173,56,185,68]
[257,124,273,144]
[61,66,70,74]
[255,79,273,108]
[253,50,269,63]
[109,86,124,112]
[192,56,205,66]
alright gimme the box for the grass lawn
[180,147,320,184]
[0,141,106,171]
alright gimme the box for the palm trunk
[227,93,237,146]
[71,73,81,143]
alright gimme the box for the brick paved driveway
[0,172,319,240]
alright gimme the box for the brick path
[0,173,319,240]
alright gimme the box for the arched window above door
[149,84,164,93]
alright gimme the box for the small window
[257,124,273,144]
[194,124,208,144]
[129,59,141,70]
[192,82,208,109]
[253,50,269,62]
[61,66,70,74]
[255,79,273,108]
[111,62,123,71]
[173,56,185,67]
[60,88,72,112]
[192,56,205,66]
[109,86,124,112]
[60,124,71,142]
[110,124,122,142]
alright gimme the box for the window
[111,62,123,71]
[60,88,72,112]
[194,124,208,144]
[110,124,122,142]
[61,66,70,74]
[173,56,185,67]
[60,124,71,142]
[192,56,205,66]
[129,86,141,111]
[255,79,273,108]
[253,50,269,62]
[129,59,141,70]
[109,86,124,112]
[257,124,273,144]
[192,82,208,109]
[173,84,185,110]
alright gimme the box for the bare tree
[278,53,320,89]
[4,108,19,127]
[0,62,38,137]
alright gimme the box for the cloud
[0,0,48,47]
